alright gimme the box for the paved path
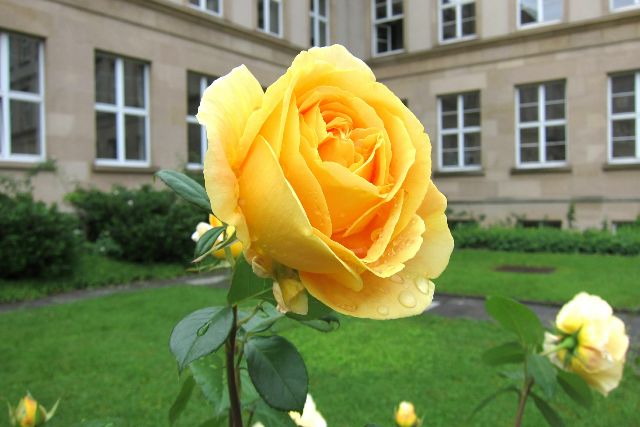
[1,273,638,343]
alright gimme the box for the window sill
[433,169,484,178]
[92,164,158,174]
[510,166,572,175]
[0,159,49,171]
[602,162,640,171]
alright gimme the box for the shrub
[452,224,640,256]
[67,185,206,263]
[0,193,80,279]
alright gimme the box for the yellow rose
[10,394,58,427]
[191,214,242,259]
[197,44,453,319]
[289,394,327,427]
[544,292,629,396]
[395,401,418,427]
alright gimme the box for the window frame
[310,0,330,47]
[517,0,563,29]
[186,72,214,170]
[515,80,568,168]
[607,71,640,164]
[371,0,405,57]
[187,0,223,16]
[610,0,640,12]
[0,32,46,163]
[94,52,150,168]
[258,0,283,38]
[438,0,477,45]
[437,91,482,171]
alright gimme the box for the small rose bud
[395,401,418,427]
[10,394,58,427]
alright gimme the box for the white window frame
[371,0,404,57]
[438,0,477,44]
[610,0,640,12]
[94,53,150,167]
[515,81,567,168]
[0,32,45,163]
[310,0,330,47]
[186,73,212,170]
[437,92,482,171]
[258,0,283,38]
[187,0,223,16]
[607,72,640,164]
[517,0,563,29]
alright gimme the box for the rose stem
[226,305,243,427]
[514,378,534,427]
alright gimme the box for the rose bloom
[544,292,629,396]
[288,394,327,427]
[395,401,418,427]
[197,45,453,319]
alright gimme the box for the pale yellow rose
[191,214,242,259]
[544,292,629,396]
[197,44,453,319]
[395,401,418,427]
[289,394,327,427]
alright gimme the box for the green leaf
[227,254,273,306]
[482,342,525,366]
[467,386,519,420]
[485,296,544,348]
[245,335,308,412]
[252,399,297,426]
[527,354,557,400]
[170,307,234,372]
[194,227,225,259]
[299,313,340,332]
[156,170,211,213]
[189,355,229,416]
[169,374,195,426]
[197,416,227,427]
[286,293,333,321]
[557,369,593,408]
[531,393,565,427]
[241,304,284,334]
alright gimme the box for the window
[438,92,481,170]
[372,0,403,55]
[187,72,216,168]
[608,72,640,163]
[0,32,44,162]
[258,0,282,37]
[188,0,222,15]
[516,81,566,167]
[611,0,640,11]
[518,0,563,27]
[310,0,329,47]
[439,0,476,43]
[94,52,149,166]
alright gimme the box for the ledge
[602,162,640,171]
[433,169,484,178]
[510,166,572,175]
[92,164,159,174]
[0,161,45,171]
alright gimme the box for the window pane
[464,132,480,149]
[520,106,538,122]
[612,140,636,158]
[258,0,265,29]
[546,125,565,143]
[464,111,480,127]
[319,20,327,46]
[612,119,635,138]
[464,149,481,166]
[442,22,456,40]
[546,144,566,161]
[543,0,562,21]
[441,95,457,112]
[462,17,475,36]
[95,54,116,104]
[461,4,475,36]
[520,146,539,163]
[545,82,564,101]
[188,123,203,164]
[9,34,39,94]
[319,0,327,16]
[463,92,479,109]
[206,0,219,12]
[611,75,634,94]
[96,112,117,159]
[442,150,458,166]
[442,113,457,129]
[375,0,387,19]
[442,134,458,149]
[391,0,402,15]
[462,3,475,19]
[124,60,145,108]
[189,0,199,5]
[125,115,146,160]
[390,20,403,51]
[613,0,636,8]
[187,73,201,116]
[310,16,316,46]
[520,0,538,24]
[545,103,565,120]
[520,127,539,144]
[377,25,389,53]
[442,8,455,24]
[519,86,538,104]
[10,101,40,155]
[269,0,280,34]
[612,94,635,114]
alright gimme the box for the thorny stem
[514,378,534,427]
[226,306,243,427]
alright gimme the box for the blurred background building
[0,0,639,229]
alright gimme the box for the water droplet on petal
[390,274,404,284]
[377,305,389,316]
[337,303,357,312]
[398,290,417,308]
[415,277,432,295]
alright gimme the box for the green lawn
[437,250,640,311]
[0,286,637,427]
[0,253,187,303]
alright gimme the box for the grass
[437,249,640,311]
[0,252,187,303]
[0,286,638,426]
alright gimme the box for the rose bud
[191,214,242,258]
[9,394,59,427]
[395,401,418,427]
[289,394,327,427]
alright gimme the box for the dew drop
[398,290,417,308]
[370,227,383,241]
[415,276,432,295]
[238,198,246,207]
[390,274,404,284]
[377,305,389,316]
[337,302,357,312]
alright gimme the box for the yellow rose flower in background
[9,394,58,427]
[191,214,242,259]
[544,292,629,396]
[395,401,418,427]
[197,44,453,319]
[288,394,327,427]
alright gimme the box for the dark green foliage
[452,224,640,256]
[0,193,80,279]
[67,185,206,262]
